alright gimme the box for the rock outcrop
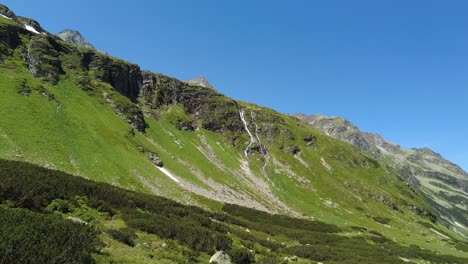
[27,35,64,84]
[148,153,163,167]
[185,76,215,90]
[141,71,244,133]
[86,52,142,101]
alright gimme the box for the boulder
[209,251,231,264]
[148,153,163,167]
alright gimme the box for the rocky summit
[56,29,95,49]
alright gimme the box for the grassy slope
[1,159,467,264]
[0,15,466,260]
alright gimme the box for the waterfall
[250,112,271,181]
[239,109,256,157]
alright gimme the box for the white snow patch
[0,14,12,20]
[24,24,40,34]
[156,166,180,183]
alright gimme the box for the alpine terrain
[0,4,467,264]
[295,114,468,239]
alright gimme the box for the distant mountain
[185,76,215,89]
[296,113,468,238]
[56,29,94,49]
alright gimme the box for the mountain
[296,113,468,238]
[1,3,467,263]
[185,76,215,90]
[56,29,95,49]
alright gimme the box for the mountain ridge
[296,113,468,237]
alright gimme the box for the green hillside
[0,4,467,262]
[1,159,467,263]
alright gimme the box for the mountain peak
[185,76,215,90]
[56,29,95,49]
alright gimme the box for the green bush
[227,247,255,264]
[108,228,137,247]
[0,207,97,264]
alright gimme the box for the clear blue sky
[4,0,467,171]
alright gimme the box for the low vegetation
[1,159,467,263]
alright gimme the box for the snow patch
[24,24,40,34]
[0,14,12,20]
[156,166,180,183]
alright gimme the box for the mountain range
[0,3,467,263]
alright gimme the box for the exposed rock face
[17,16,48,34]
[185,76,215,90]
[86,52,142,101]
[0,4,16,19]
[209,251,231,264]
[56,29,94,49]
[141,71,244,133]
[0,23,20,55]
[296,113,468,233]
[27,35,64,84]
[296,114,378,158]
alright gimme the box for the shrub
[108,228,137,247]
[227,247,255,264]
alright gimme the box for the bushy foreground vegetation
[0,207,97,264]
[1,159,467,263]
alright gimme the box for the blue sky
[4,0,467,170]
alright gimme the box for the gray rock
[148,152,163,167]
[56,29,95,49]
[284,255,298,262]
[209,251,231,264]
[185,76,215,90]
